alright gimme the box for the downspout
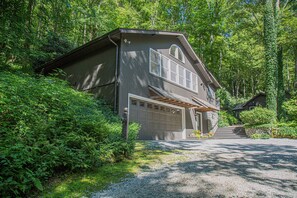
[108,35,119,113]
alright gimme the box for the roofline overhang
[36,28,221,88]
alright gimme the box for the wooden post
[122,107,129,140]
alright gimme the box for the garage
[129,96,184,140]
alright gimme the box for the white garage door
[129,97,183,140]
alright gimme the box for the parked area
[93,139,297,198]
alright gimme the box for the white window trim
[149,48,199,93]
[169,44,185,63]
[149,49,161,76]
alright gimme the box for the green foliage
[273,126,297,139]
[277,47,285,120]
[250,133,271,139]
[1,0,297,98]
[240,107,276,126]
[283,97,297,122]
[0,71,139,197]
[218,110,238,127]
[264,0,277,112]
[216,88,246,111]
[41,142,172,197]
[32,32,75,69]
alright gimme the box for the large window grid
[150,48,198,92]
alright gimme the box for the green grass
[39,141,172,198]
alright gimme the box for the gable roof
[242,92,266,108]
[36,28,221,88]
[232,92,266,111]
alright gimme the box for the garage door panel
[129,97,183,140]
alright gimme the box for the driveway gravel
[92,139,297,198]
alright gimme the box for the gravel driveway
[92,139,297,198]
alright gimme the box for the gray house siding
[61,45,117,105]
[118,33,211,115]
[118,33,218,137]
[39,29,220,140]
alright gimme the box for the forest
[0,0,297,197]
[1,0,296,98]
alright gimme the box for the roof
[36,28,221,88]
[233,104,244,111]
[192,96,219,111]
[149,85,218,112]
[232,92,266,111]
[242,92,266,108]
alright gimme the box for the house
[233,92,266,119]
[37,28,221,140]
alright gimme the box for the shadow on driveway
[93,140,297,198]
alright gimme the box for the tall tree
[264,0,277,112]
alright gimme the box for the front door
[195,112,202,132]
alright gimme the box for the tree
[263,0,277,112]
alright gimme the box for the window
[150,49,161,75]
[139,101,145,107]
[131,99,137,106]
[185,70,191,89]
[170,61,177,83]
[169,44,185,63]
[161,55,169,79]
[178,65,184,86]
[147,103,153,109]
[192,73,198,92]
[149,48,198,93]
[207,86,215,99]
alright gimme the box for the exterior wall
[118,33,218,134]
[204,111,219,133]
[61,45,117,106]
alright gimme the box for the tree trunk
[294,46,297,89]
[251,76,255,96]
[277,46,285,119]
[24,0,35,49]
[264,0,277,112]
[243,79,246,98]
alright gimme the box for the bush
[272,126,297,139]
[218,111,238,127]
[250,133,270,139]
[283,97,297,122]
[240,107,276,126]
[216,88,247,111]
[193,130,202,139]
[0,72,139,197]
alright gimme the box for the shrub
[272,126,297,139]
[218,111,238,127]
[216,88,247,111]
[250,133,270,139]
[193,130,202,139]
[283,97,297,122]
[240,107,276,126]
[0,72,139,197]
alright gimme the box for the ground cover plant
[0,71,140,197]
[40,141,173,197]
[273,97,297,139]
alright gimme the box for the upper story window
[207,86,215,100]
[149,48,198,93]
[169,44,185,63]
